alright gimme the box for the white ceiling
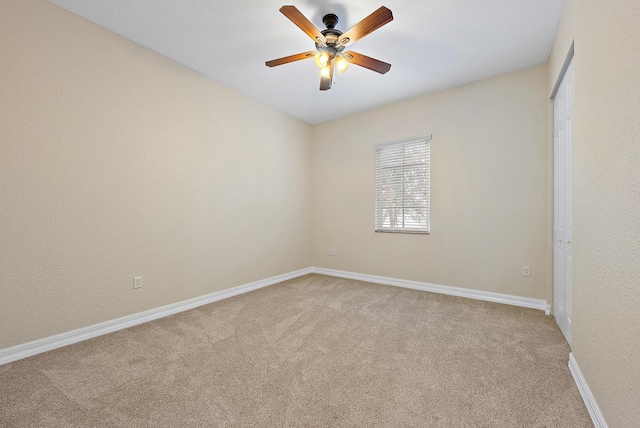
[48,0,565,125]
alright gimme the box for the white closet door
[553,60,573,344]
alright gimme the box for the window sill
[375,230,430,235]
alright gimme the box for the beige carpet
[1,274,592,427]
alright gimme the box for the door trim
[551,41,574,98]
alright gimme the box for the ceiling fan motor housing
[316,13,345,55]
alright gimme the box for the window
[374,136,431,234]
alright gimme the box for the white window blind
[375,137,431,233]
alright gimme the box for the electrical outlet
[333,249,337,256]
[328,249,337,256]
[328,249,332,256]
[522,267,531,277]
[133,276,142,289]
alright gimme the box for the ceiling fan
[265,5,393,91]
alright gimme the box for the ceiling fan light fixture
[336,56,350,74]
[319,65,331,78]
[314,52,329,68]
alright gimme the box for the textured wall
[311,64,552,303]
[4,3,639,425]
[0,0,312,349]
[548,0,640,426]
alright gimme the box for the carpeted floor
[1,274,592,427]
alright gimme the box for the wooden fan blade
[280,6,327,45]
[338,6,393,46]
[319,60,335,91]
[266,51,316,67]
[344,51,391,74]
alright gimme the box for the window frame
[374,136,431,234]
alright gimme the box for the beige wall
[0,0,312,349]
[3,1,639,423]
[311,64,552,302]
[549,0,640,426]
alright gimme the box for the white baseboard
[1,266,552,366]
[568,352,608,428]
[0,267,312,366]
[311,267,551,314]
